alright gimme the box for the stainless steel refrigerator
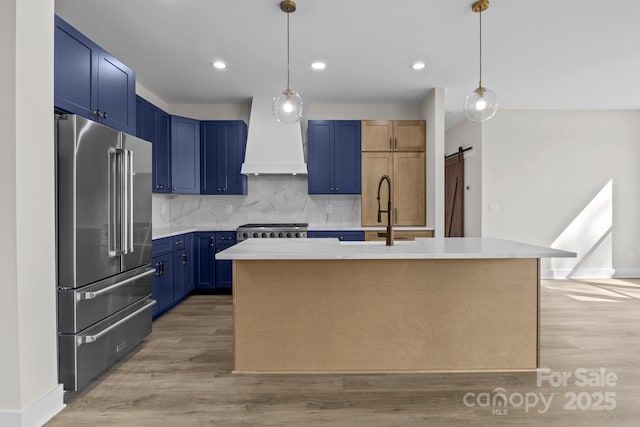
[56,114,155,393]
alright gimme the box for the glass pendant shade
[463,86,498,122]
[273,90,303,123]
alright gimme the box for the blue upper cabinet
[171,116,200,194]
[96,50,136,134]
[308,120,361,194]
[155,111,171,193]
[54,16,98,120]
[54,16,136,135]
[137,96,171,193]
[201,121,248,195]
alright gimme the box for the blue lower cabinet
[214,232,237,289]
[152,253,174,317]
[307,230,365,241]
[215,260,233,289]
[152,233,194,318]
[194,232,216,289]
[173,234,193,300]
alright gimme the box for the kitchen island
[216,238,575,373]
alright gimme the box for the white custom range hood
[241,97,307,175]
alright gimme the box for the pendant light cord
[286,11,291,91]
[479,6,482,87]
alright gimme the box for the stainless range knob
[253,232,259,238]
[278,232,284,237]
[243,232,249,238]
[295,232,301,237]
[261,232,268,238]
[270,232,276,237]
[286,232,292,237]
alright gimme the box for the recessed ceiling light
[311,61,326,70]
[411,62,426,71]
[211,60,227,70]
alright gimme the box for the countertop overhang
[215,237,576,260]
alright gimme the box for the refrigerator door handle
[127,149,135,253]
[108,149,125,256]
[77,268,154,301]
[121,148,129,255]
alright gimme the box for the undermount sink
[339,240,419,246]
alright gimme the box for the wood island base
[232,258,539,373]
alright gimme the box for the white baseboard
[0,384,65,427]
[612,268,640,278]
[542,268,616,279]
[541,267,640,280]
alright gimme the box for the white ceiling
[55,0,640,122]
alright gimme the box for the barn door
[445,149,464,237]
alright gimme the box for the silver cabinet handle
[78,269,155,301]
[81,299,156,344]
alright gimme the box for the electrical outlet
[489,203,499,213]
[225,204,233,214]
[326,204,333,214]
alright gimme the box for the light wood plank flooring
[47,278,640,426]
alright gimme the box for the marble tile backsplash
[153,175,361,228]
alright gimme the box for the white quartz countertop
[215,237,576,260]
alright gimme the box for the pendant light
[463,0,498,122]
[273,0,303,123]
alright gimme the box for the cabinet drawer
[308,230,365,241]
[58,297,154,392]
[216,232,236,245]
[152,237,173,257]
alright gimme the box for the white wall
[482,110,640,278]
[421,89,445,236]
[445,120,483,237]
[0,0,64,425]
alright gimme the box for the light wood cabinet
[364,230,433,241]
[361,153,393,226]
[362,120,425,152]
[394,152,425,226]
[361,120,426,227]
[361,151,425,226]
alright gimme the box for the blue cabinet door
[333,121,361,194]
[135,97,144,138]
[152,254,174,316]
[307,120,361,194]
[214,232,236,289]
[194,232,216,289]
[171,116,200,194]
[307,121,333,194]
[54,16,98,120]
[222,121,248,195]
[173,251,186,301]
[201,121,247,195]
[200,122,220,194]
[137,96,171,193]
[155,111,171,193]
[183,234,195,295]
[141,99,158,143]
[96,50,136,135]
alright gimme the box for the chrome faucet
[377,175,394,246]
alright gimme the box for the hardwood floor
[47,279,640,426]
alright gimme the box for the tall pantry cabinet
[361,120,426,226]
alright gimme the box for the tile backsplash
[153,175,361,229]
